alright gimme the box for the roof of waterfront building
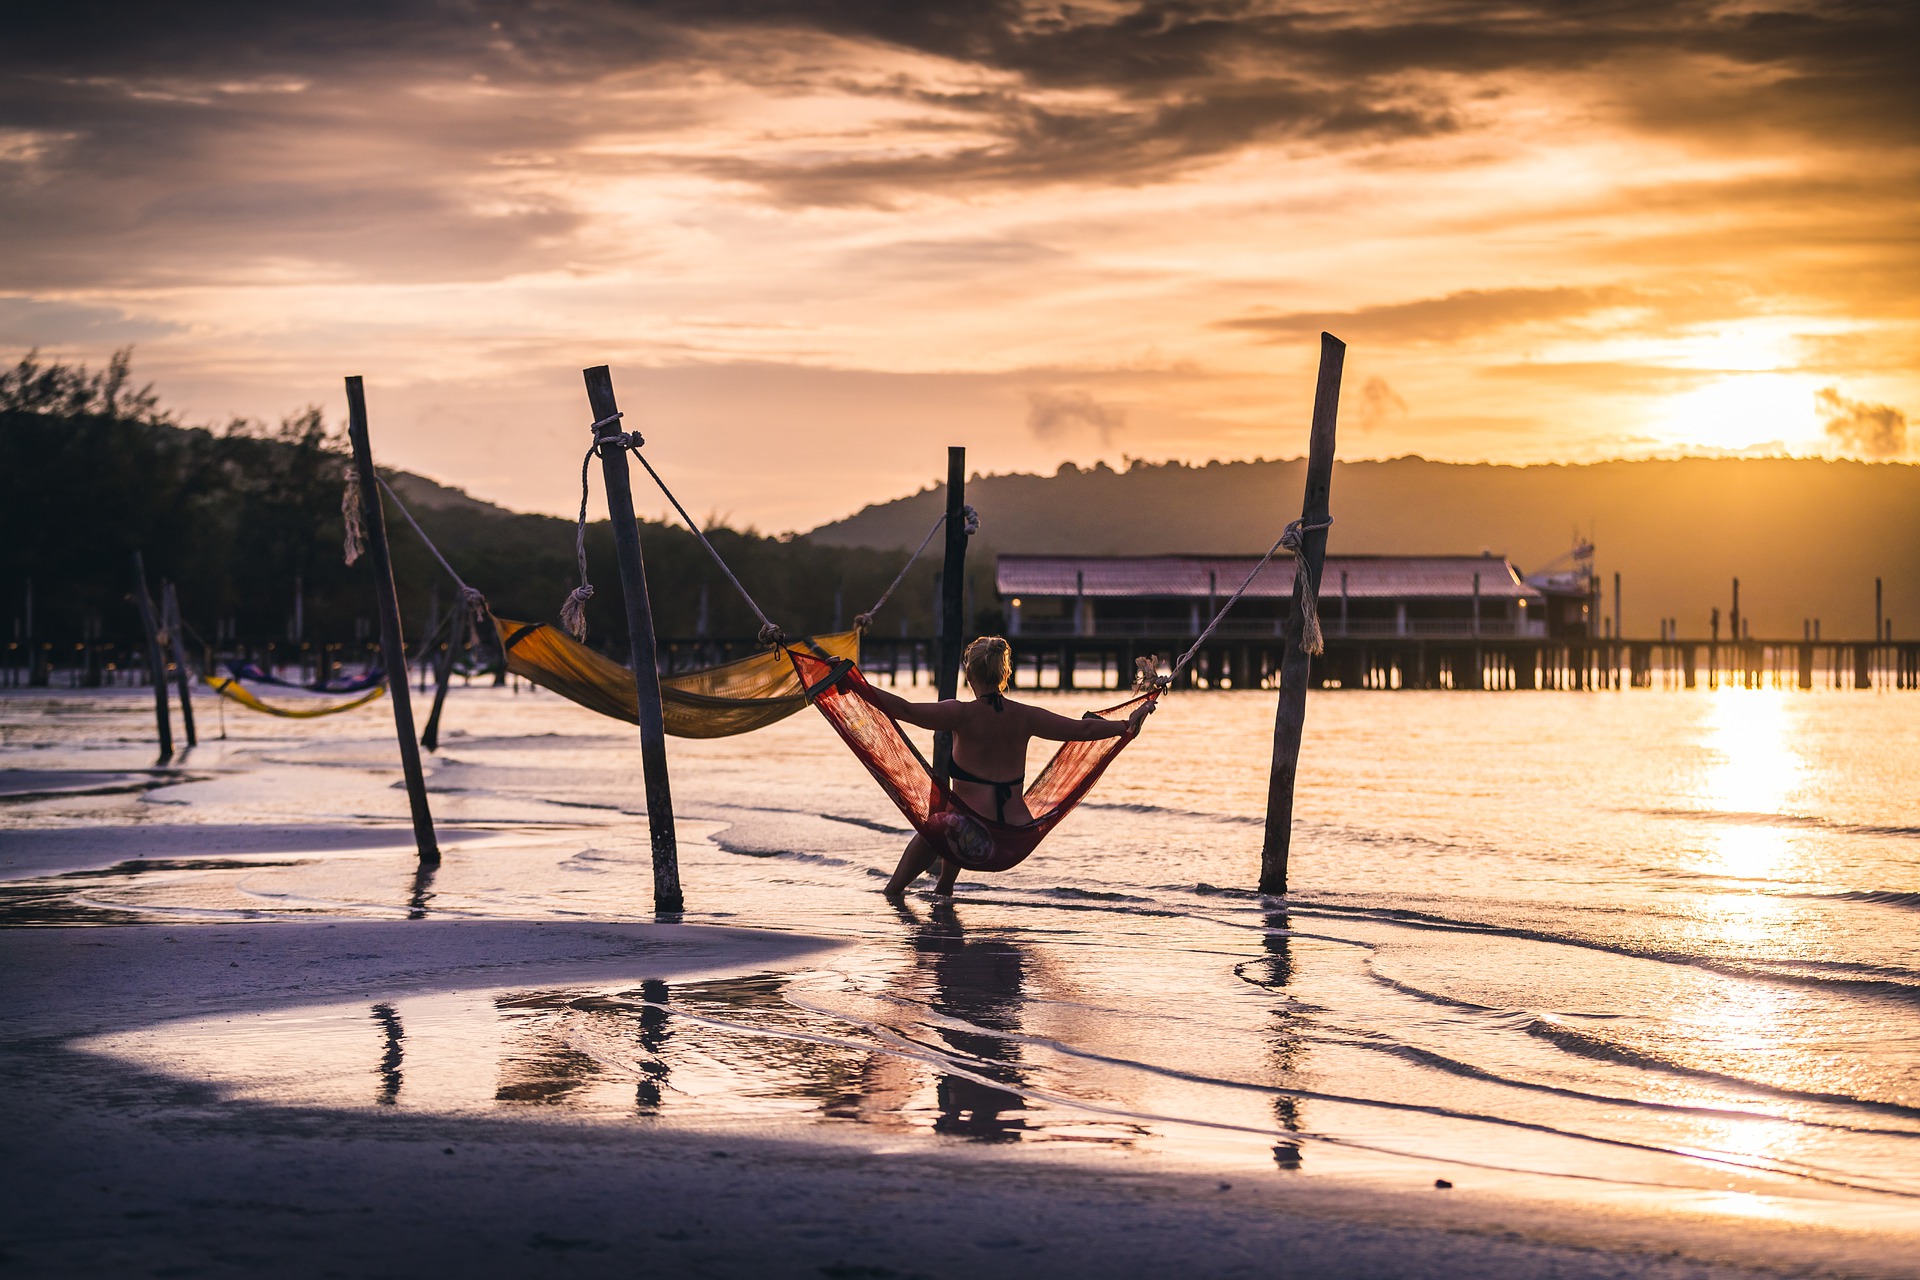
[996,554,1541,600]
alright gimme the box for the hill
[811,456,1920,639]
[0,354,939,652]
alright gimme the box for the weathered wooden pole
[581,365,682,914]
[1260,332,1345,896]
[344,377,440,867]
[161,581,197,747]
[420,605,463,753]
[932,446,968,779]
[130,552,173,763]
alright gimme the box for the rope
[1281,515,1335,656]
[854,504,978,631]
[626,444,786,647]
[1141,515,1335,690]
[559,443,599,639]
[373,476,488,623]
[341,462,365,566]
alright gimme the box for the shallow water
[5,679,1920,1227]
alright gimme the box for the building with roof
[999,553,1552,640]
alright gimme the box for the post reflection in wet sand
[406,858,437,920]
[1256,910,1306,1171]
[371,1003,403,1106]
[900,900,1031,1142]
[632,979,671,1113]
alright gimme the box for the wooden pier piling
[1260,332,1345,896]
[344,377,440,868]
[581,365,682,914]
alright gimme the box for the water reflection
[493,991,606,1104]
[1257,910,1306,1171]
[371,1002,403,1105]
[632,979,671,1113]
[901,901,1032,1142]
[406,858,437,920]
[1691,690,1807,882]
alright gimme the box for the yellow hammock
[492,615,859,740]
[203,674,387,719]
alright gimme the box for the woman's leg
[931,857,961,896]
[884,833,941,896]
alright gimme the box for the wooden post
[932,446,968,779]
[420,605,464,753]
[581,365,682,914]
[1260,332,1344,896]
[161,581,197,747]
[130,552,173,763]
[344,377,440,867]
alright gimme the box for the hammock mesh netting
[203,675,387,718]
[493,615,861,740]
[786,647,1156,873]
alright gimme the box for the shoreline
[3,919,1916,1279]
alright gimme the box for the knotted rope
[341,462,366,567]
[854,504,979,632]
[1135,515,1335,691]
[563,414,790,646]
[1280,515,1335,656]
[557,412,648,638]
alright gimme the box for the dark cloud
[1817,387,1908,458]
[0,296,181,346]
[1219,286,1649,345]
[0,0,1913,284]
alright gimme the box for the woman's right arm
[1023,700,1154,741]
[863,685,964,731]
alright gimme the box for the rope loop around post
[341,462,366,566]
[1280,515,1335,656]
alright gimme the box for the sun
[1649,371,1825,454]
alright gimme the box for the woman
[862,636,1154,897]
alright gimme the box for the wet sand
[6,687,1920,1278]
[0,916,1903,1279]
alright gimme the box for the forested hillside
[812,455,1920,638]
[0,353,960,653]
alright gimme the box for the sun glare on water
[1697,688,1805,881]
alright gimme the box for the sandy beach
[5,685,1920,1277]
[3,918,1900,1280]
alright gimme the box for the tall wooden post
[932,446,968,778]
[131,552,173,763]
[344,377,439,867]
[161,581,197,748]
[1260,332,1344,896]
[581,365,682,914]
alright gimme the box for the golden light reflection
[1696,689,1804,880]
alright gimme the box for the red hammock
[787,648,1159,873]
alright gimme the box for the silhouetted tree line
[1,351,968,663]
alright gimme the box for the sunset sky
[3,1,1914,529]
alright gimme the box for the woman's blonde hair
[963,636,1012,704]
